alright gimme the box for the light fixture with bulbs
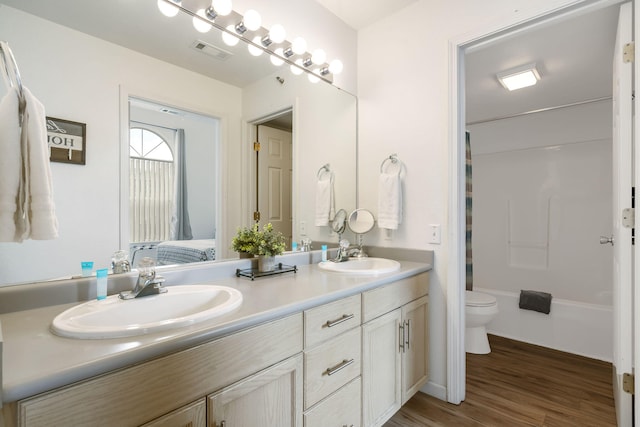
[497,63,540,91]
[156,0,344,84]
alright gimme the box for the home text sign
[47,117,86,165]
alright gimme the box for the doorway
[448,0,631,413]
[252,110,294,249]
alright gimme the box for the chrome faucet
[332,239,351,262]
[119,257,167,300]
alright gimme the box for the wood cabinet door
[362,309,402,427]
[401,296,429,405]
[208,354,303,427]
[141,399,206,427]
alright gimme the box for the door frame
[447,0,629,405]
[245,107,294,227]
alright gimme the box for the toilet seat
[466,291,496,307]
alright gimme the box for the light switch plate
[429,224,441,244]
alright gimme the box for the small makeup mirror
[348,209,375,234]
[332,209,348,235]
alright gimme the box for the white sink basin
[318,257,401,275]
[51,285,242,339]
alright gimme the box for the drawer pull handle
[324,313,354,328]
[325,358,355,376]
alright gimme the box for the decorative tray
[236,263,297,281]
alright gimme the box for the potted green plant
[232,223,286,271]
[231,224,259,258]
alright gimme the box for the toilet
[465,290,498,354]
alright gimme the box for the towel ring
[380,154,402,173]
[317,163,331,180]
[0,41,25,115]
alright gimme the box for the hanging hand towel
[19,87,58,240]
[378,172,402,230]
[0,87,21,242]
[314,175,334,226]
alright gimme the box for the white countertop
[0,260,431,403]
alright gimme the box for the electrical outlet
[300,221,307,236]
[429,224,441,244]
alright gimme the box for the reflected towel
[314,176,334,226]
[20,87,58,240]
[0,88,21,241]
[378,172,402,230]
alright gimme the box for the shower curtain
[466,131,473,291]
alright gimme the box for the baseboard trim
[420,380,447,402]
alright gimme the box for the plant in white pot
[232,223,286,271]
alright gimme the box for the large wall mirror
[0,0,357,286]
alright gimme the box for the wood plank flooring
[384,334,617,426]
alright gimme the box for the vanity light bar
[156,0,342,84]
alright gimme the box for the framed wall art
[46,117,86,165]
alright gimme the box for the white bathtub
[477,287,613,362]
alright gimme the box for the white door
[257,125,293,248]
[611,2,633,425]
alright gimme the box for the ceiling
[314,0,418,30]
[465,4,620,124]
[0,1,621,122]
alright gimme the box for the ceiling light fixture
[156,0,343,83]
[157,0,181,17]
[497,63,540,91]
[193,9,213,33]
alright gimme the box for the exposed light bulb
[291,37,307,55]
[157,0,181,17]
[269,24,286,44]
[329,59,343,75]
[193,9,212,33]
[243,9,262,31]
[222,25,240,46]
[291,59,304,75]
[271,48,285,66]
[248,36,263,56]
[311,49,326,65]
[212,0,232,16]
[308,70,320,83]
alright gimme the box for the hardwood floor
[384,335,617,426]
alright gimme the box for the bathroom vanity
[0,256,431,427]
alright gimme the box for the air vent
[191,40,232,61]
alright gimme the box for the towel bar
[0,41,25,111]
[380,154,403,173]
[317,163,331,179]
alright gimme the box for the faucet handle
[137,257,156,279]
[339,239,350,249]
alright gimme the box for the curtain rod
[466,96,612,126]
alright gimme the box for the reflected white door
[612,3,633,426]
[257,125,293,248]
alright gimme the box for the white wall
[0,5,242,283]
[357,0,594,399]
[468,101,613,360]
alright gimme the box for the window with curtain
[129,127,175,243]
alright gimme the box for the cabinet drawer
[304,327,361,409]
[362,272,429,322]
[304,377,361,427]
[304,294,361,348]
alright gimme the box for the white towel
[314,175,334,226]
[20,87,58,240]
[378,172,402,230]
[0,87,21,241]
